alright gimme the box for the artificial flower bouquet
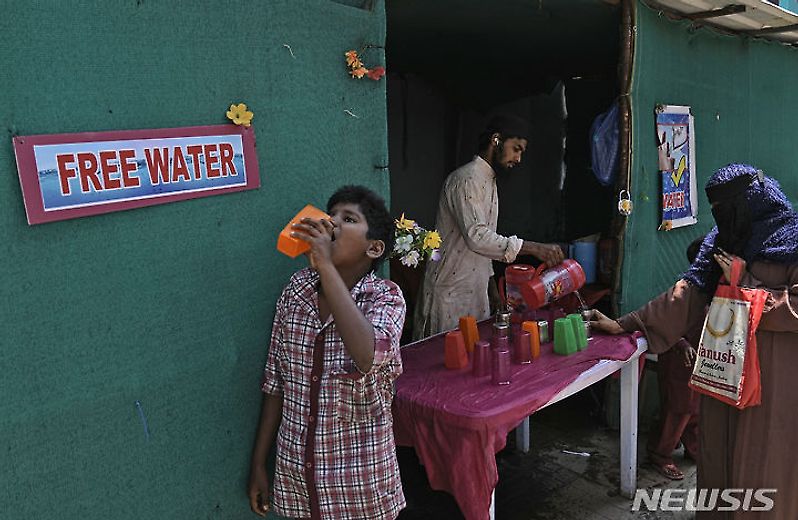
[390,214,441,268]
[345,50,386,80]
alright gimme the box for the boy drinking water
[248,186,406,519]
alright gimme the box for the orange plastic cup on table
[458,316,480,353]
[277,205,331,258]
[522,321,540,360]
[444,331,469,370]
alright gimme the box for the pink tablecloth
[392,322,640,520]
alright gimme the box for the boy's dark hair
[686,236,705,264]
[327,185,394,272]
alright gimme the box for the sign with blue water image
[655,104,698,230]
[13,125,260,224]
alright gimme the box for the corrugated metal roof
[649,0,798,44]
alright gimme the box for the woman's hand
[291,217,336,271]
[683,345,697,368]
[713,248,745,282]
[587,309,625,335]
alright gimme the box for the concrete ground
[397,381,697,520]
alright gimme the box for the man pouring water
[413,114,564,340]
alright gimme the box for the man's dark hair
[327,185,394,272]
[477,114,530,151]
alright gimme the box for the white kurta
[413,156,523,339]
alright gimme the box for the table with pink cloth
[393,321,643,520]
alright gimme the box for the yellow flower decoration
[345,49,386,81]
[396,213,415,231]
[350,67,368,79]
[226,103,254,127]
[345,50,363,69]
[423,230,442,250]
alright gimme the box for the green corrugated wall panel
[621,1,798,314]
[0,1,387,518]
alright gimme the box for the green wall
[621,1,798,313]
[0,2,387,518]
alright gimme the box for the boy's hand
[247,466,271,517]
[291,217,336,271]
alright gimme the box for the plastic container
[513,330,532,364]
[492,348,511,385]
[536,320,549,344]
[504,264,536,310]
[277,205,330,258]
[567,313,588,351]
[570,241,597,284]
[472,340,491,377]
[444,331,469,370]
[458,315,479,353]
[505,260,586,311]
[553,318,577,356]
[522,321,540,359]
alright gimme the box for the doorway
[386,0,626,340]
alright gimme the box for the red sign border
[13,124,260,225]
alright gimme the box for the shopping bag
[689,259,768,409]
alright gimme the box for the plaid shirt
[261,268,407,520]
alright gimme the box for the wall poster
[655,104,697,230]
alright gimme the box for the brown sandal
[653,462,684,480]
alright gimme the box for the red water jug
[504,260,586,311]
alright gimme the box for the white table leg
[514,416,530,453]
[619,357,639,498]
[489,489,495,520]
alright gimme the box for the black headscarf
[683,164,798,293]
[706,172,755,256]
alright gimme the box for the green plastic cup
[567,313,588,351]
[553,318,577,355]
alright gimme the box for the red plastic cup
[513,330,532,364]
[472,340,491,377]
[492,348,511,385]
[444,331,469,370]
[511,324,521,341]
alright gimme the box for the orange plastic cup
[522,321,540,360]
[277,205,331,258]
[444,331,469,370]
[458,316,480,353]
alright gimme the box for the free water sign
[13,125,260,224]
